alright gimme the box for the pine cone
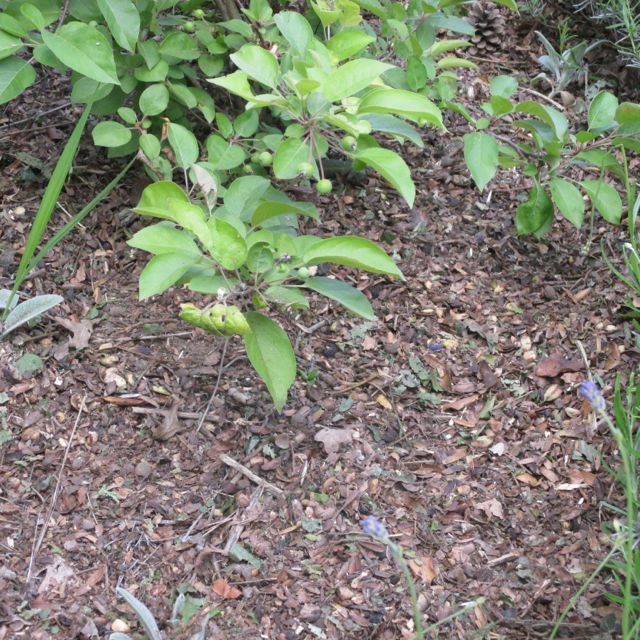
[467,1,508,55]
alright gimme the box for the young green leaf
[139,83,169,116]
[244,312,296,411]
[139,253,198,299]
[208,218,248,269]
[515,184,554,236]
[355,148,415,207]
[303,236,403,278]
[0,56,36,105]
[358,88,443,128]
[581,179,623,224]
[230,44,279,89]
[127,224,201,256]
[42,22,119,84]
[463,132,498,192]
[96,0,139,53]
[588,91,618,131]
[304,277,374,319]
[515,101,568,140]
[92,121,131,147]
[326,30,375,60]
[274,11,313,58]
[549,178,584,228]
[1,295,63,340]
[273,138,311,180]
[167,123,199,168]
[322,59,394,102]
[159,32,200,60]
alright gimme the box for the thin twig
[521,86,566,111]
[219,453,284,496]
[0,103,73,131]
[196,338,229,434]
[26,395,87,585]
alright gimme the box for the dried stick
[26,395,86,585]
[219,453,284,496]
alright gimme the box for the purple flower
[360,516,389,541]
[579,380,606,415]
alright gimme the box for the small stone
[111,619,130,633]
[135,460,153,478]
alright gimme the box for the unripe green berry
[183,21,195,32]
[192,8,205,18]
[258,151,273,167]
[298,267,310,279]
[316,179,333,194]
[297,161,314,177]
[341,135,357,152]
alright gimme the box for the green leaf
[0,31,23,60]
[573,150,623,177]
[139,133,161,159]
[515,184,553,236]
[224,176,270,218]
[134,182,213,248]
[230,44,279,89]
[92,121,131,147]
[362,114,423,148]
[159,32,200,60]
[274,11,313,58]
[264,285,309,309]
[358,88,443,128]
[252,190,320,225]
[0,13,27,38]
[127,223,201,256]
[134,60,168,82]
[244,312,296,411]
[326,30,374,60]
[355,148,415,207]
[206,135,246,170]
[139,253,197,299]
[273,137,310,180]
[490,75,518,98]
[492,0,518,10]
[139,83,169,116]
[436,56,477,69]
[96,0,139,52]
[42,22,119,85]
[322,59,394,102]
[549,178,584,228]
[208,71,254,100]
[0,56,36,105]
[463,132,498,192]
[581,179,623,224]
[304,276,374,319]
[168,123,199,168]
[515,101,568,140]
[303,236,403,278]
[588,90,618,131]
[208,218,248,269]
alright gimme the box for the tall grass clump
[551,379,640,638]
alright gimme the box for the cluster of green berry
[179,302,251,336]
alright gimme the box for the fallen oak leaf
[53,316,94,349]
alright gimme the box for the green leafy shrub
[464,85,640,235]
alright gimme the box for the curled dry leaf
[212,578,242,600]
[314,427,354,455]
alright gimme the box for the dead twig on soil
[219,453,284,496]
[196,338,229,434]
[26,395,86,586]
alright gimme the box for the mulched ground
[1,11,637,640]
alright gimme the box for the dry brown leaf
[375,394,392,410]
[212,578,242,600]
[604,343,621,370]
[409,555,438,584]
[442,394,479,411]
[516,472,540,487]
[475,498,504,519]
[535,354,583,378]
[54,316,94,349]
[314,427,353,455]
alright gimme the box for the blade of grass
[3,103,92,319]
[27,156,136,273]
